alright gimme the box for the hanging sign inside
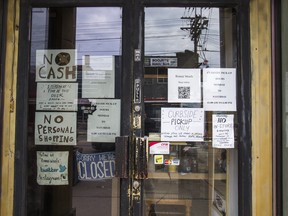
[161,107,204,141]
[82,55,115,98]
[149,142,170,154]
[37,151,69,185]
[76,151,115,181]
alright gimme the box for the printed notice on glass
[37,151,69,185]
[82,56,115,98]
[87,99,120,142]
[212,114,234,148]
[36,49,77,82]
[149,142,170,155]
[35,112,77,145]
[203,68,236,111]
[168,68,201,103]
[36,83,78,111]
[161,108,204,141]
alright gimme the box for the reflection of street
[144,179,210,216]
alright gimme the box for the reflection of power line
[180,14,209,53]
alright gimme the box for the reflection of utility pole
[180,15,209,53]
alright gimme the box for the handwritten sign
[161,108,204,141]
[203,68,236,111]
[37,151,69,185]
[87,99,120,142]
[76,151,115,181]
[168,68,201,103]
[36,49,77,82]
[82,55,115,98]
[35,112,77,145]
[212,114,234,148]
[36,83,78,111]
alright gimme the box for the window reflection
[28,7,122,216]
[143,7,236,216]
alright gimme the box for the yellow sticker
[154,155,164,164]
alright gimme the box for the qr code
[178,86,190,99]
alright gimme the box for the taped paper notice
[37,151,69,185]
[212,114,234,148]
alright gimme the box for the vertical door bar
[131,0,145,215]
[121,1,135,215]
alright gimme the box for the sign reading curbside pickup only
[76,151,115,181]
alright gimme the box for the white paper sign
[82,56,115,98]
[37,151,69,185]
[36,49,77,82]
[212,114,234,148]
[35,112,77,145]
[87,99,120,142]
[161,108,204,141]
[149,142,170,154]
[168,68,201,103]
[203,68,236,111]
[36,83,78,111]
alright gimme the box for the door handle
[114,136,148,179]
[134,137,148,179]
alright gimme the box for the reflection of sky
[76,7,122,61]
[145,7,220,67]
[30,7,220,67]
[30,8,49,66]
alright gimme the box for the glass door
[142,7,238,216]
[28,7,122,216]
[25,4,239,216]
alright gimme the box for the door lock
[133,180,140,189]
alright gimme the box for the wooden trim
[0,0,20,215]
[250,0,273,215]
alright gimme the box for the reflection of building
[144,50,198,99]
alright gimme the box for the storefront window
[26,5,239,216]
[143,7,238,216]
[28,7,122,215]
